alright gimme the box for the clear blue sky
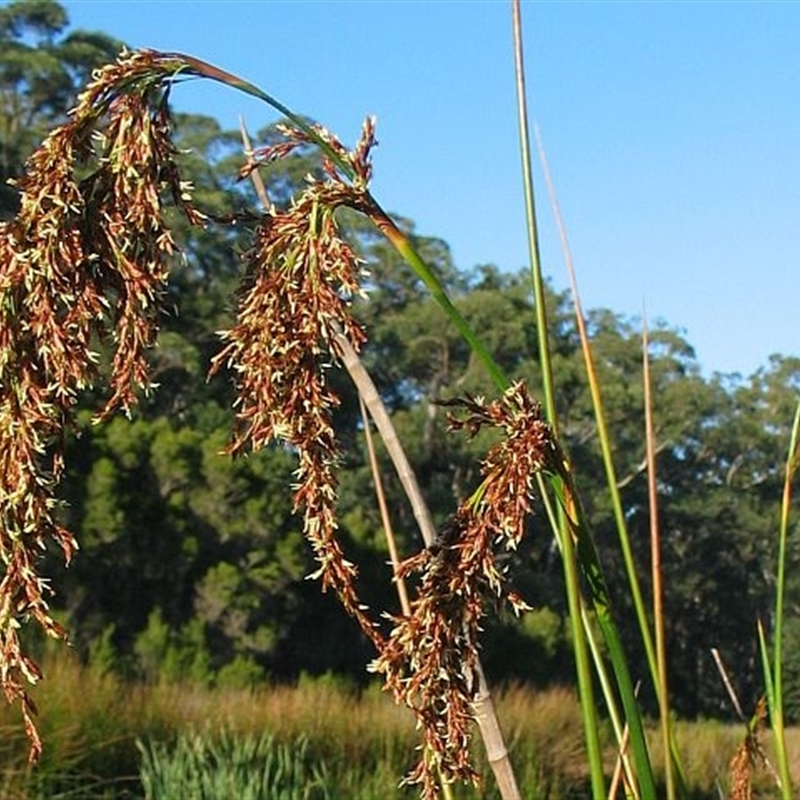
[59,1,799,378]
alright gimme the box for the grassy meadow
[0,651,795,799]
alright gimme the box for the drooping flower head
[211,118,380,642]
[371,381,556,798]
[0,50,203,760]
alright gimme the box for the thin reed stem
[711,648,746,721]
[358,396,411,616]
[770,398,800,797]
[643,315,674,800]
[533,125,659,686]
[508,19,655,797]
[608,721,632,800]
[533,125,676,797]
[511,0,556,425]
[512,2,604,794]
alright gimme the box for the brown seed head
[0,49,203,760]
[371,381,552,796]
[210,121,379,643]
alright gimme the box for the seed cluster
[0,50,201,759]
[728,698,768,800]
[371,382,555,797]
[210,118,378,640]
[0,49,552,798]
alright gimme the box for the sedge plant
[756,398,800,799]
[512,1,659,795]
[0,47,550,799]
[214,44,657,791]
[0,10,793,800]
[0,37,649,800]
[519,2,797,796]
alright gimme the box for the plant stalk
[770,398,800,798]
[534,125,681,798]
[511,1,605,794]
[359,396,411,616]
[643,315,674,800]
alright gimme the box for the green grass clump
[137,731,329,800]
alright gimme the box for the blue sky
[58,1,799,378]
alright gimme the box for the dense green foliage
[1,0,798,728]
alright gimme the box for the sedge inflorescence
[210,117,380,643]
[1,48,555,798]
[0,49,202,760]
[211,123,560,797]
[371,382,556,798]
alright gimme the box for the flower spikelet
[370,381,554,798]
[246,116,377,190]
[729,697,768,800]
[211,121,379,643]
[0,49,202,759]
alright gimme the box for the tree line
[2,0,799,721]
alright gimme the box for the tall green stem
[535,125,687,799]
[510,4,656,793]
[771,399,800,798]
[510,3,556,426]
[511,2,604,795]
